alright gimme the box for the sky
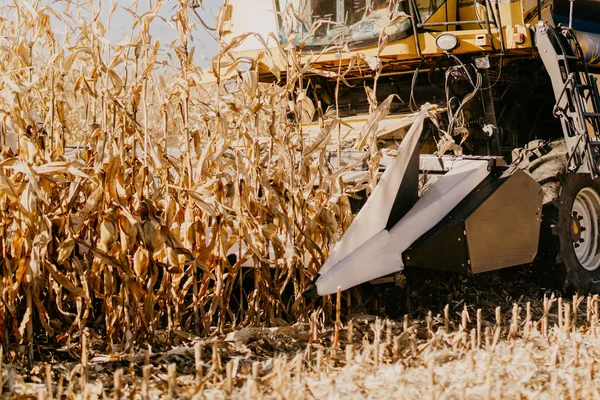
[43,0,225,67]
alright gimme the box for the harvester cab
[215,0,600,297]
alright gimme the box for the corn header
[209,0,600,298]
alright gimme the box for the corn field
[0,0,362,362]
[4,1,600,398]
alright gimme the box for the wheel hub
[571,187,600,271]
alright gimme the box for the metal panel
[419,155,506,173]
[386,144,419,230]
[402,166,542,274]
[400,163,500,274]
[403,221,470,273]
[224,0,279,51]
[465,169,543,273]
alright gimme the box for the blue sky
[44,0,224,67]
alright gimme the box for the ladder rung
[584,112,600,118]
[558,55,581,61]
[589,140,600,147]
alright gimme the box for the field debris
[2,295,600,398]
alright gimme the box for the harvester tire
[514,139,600,293]
[551,172,600,293]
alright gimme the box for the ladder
[536,23,600,176]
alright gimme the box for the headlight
[436,34,459,52]
[235,57,254,73]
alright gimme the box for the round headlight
[436,34,459,52]
[235,57,254,73]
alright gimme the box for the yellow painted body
[209,0,548,82]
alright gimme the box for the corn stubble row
[5,295,600,398]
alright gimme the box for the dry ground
[6,268,600,400]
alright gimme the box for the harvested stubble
[4,296,600,399]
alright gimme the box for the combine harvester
[215,0,600,297]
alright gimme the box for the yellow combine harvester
[210,0,600,298]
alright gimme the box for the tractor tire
[514,139,600,293]
[550,173,600,292]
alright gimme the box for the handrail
[417,20,495,27]
[552,72,576,119]
[549,28,589,134]
[545,26,600,175]
[492,0,506,53]
[408,0,424,59]
[482,0,498,53]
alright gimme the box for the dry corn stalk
[0,0,385,357]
